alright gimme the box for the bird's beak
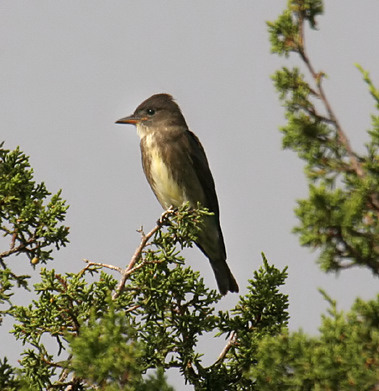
[115,115,141,125]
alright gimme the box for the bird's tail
[210,258,239,295]
[195,217,239,295]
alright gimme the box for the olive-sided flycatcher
[116,93,238,295]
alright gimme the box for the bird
[116,93,238,295]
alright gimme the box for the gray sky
[1,1,378,389]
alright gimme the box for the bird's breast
[143,135,186,209]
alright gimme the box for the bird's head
[116,93,188,138]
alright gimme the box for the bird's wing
[186,130,220,216]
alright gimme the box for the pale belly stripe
[149,147,186,209]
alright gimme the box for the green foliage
[250,291,379,389]
[0,143,69,322]
[267,0,323,57]
[258,1,379,389]
[210,256,289,390]
[0,144,69,264]
[268,0,379,274]
[0,167,289,391]
[0,358,19,390]
[8,238,288,390]
[137,368,175,391]
[69,305,143,390]
[2,2,378,389]
[357,64,379,110]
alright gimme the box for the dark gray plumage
[116,93,238,295]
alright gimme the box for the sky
[1,1,378,389]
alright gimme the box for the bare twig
[125,304,141,313]
[112,208,174,299]
[10,231,17,250]
[77,208,174,300]
[216,331,238,364]
[297,12,379,214]
[0,235,37,259]
[125,259,165,276]
[297,12,365,179]
[56,366,70,384]
[81,259,123,274]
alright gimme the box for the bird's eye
[146,108,155,116]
